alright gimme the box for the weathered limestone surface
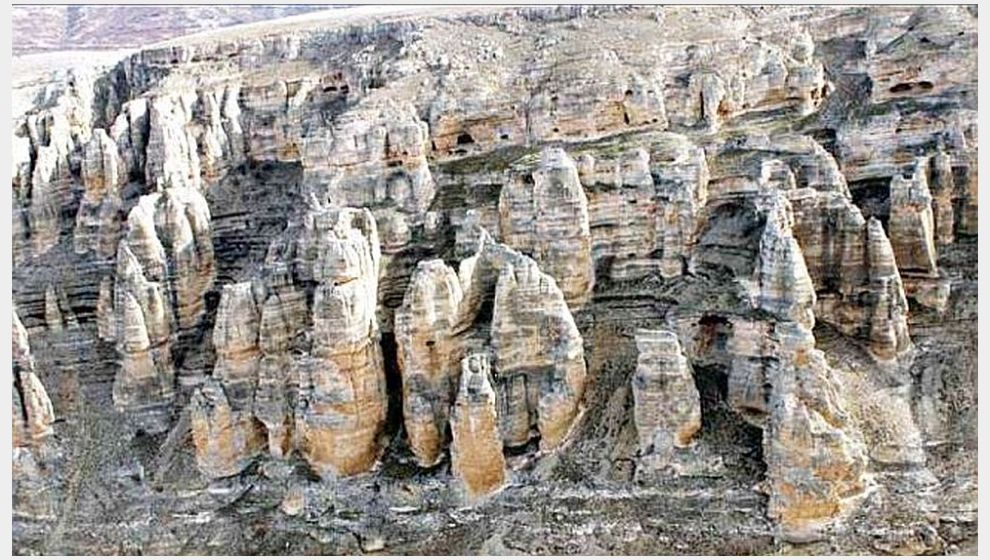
[763,324,869,543]
[13,311,56,447]
[486,238,588,450]
[392,231,588,467]
[498,147,594,308]
[394,259,463,467]
[686,187,874,539]
[212,282,262,404]
[13,310,58,522]
[632,330,701,464]
[74,129,125,257]
[190,377,266,478]
[450,353,507,499]
[9,5,979,554]
[889,159,938,276]
[111,185,215,432]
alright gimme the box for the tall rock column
[13,310,58,521]
[928,147,956,246]
[889,158,938,275]
[111,186,215,433]
[889,158,949,311]
[788,187,911,361]
[253,285,307,458]
[865,218,912,360]
[395,259,463,467]
[632,330,702,467]
[450,353,507,500]
[499,147,594,309]
[490,250,587,450]
[763,324,868,543]
[190,282,266,478]
[13,311,56,447]
[74,128,125,257]
[211,282,263,403]
[292,205,388,478]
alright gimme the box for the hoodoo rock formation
[11,5,977,555]
[110,185,215,433]
[395,259,463,467]
[450,353,507,500]
[498,147,594,308]
[632,329,701,466]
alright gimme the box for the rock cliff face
[11,5,977,556]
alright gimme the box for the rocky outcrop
[789,189,911,361]
[755,196,816,329]
[483,236,587,450]
[632,330,701,466]
[498,147,594,308]
[889,159,937,276]
[74,129,125,257]
[391,231,589,467]
[13,73,95,263]
[253,288,307,459]
[450,353,506,500]
[111,186,215,433]
[145,94,203,191]
[294,207,386,477]
[701,134,913,361]
[190,282,267,477]
[212,282,262,404]
[763,323,869,543]
[580,133,710,281]
[390,229,588,469]
[183,202,388,480]
[394,260,463,467]
[928,146,956,246]
[8,5,979,554]
[687,188,873,540]
[190,378,266,478]
[669,28,828,132]
[886,158,951,312]
[13,310,58,522]
[13,311,56,447]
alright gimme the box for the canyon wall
[10,5,977,555]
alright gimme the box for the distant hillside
[12,5,335,54]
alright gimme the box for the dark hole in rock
[890,83,913,93]
[456,132,475,146]
[380,332,404,436]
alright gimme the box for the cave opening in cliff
[690,315,767,479]
[849,177,891,229]
[693,201,767,278]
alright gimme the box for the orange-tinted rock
[190,377,266,478]
[450,353,506,500]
